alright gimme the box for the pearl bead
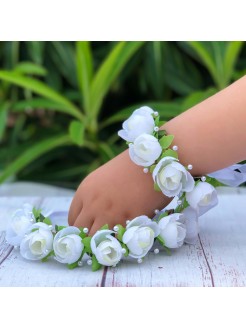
[45,249,49,254]
[154,111,159,117]
[87,259,92,265]
[172,145,178,151]
[49,225,53,229]
[137,258,143,264]
[83,227,89,234]
[201,176,206,182]
[154,248,159,254]
[143,168,149,174]
[154,126,159,132]
[121,248,126,254]
[188,164,193,170]
[177,200,182,205]
[126,220,130,225]
[14,245,18,250]
[78,261,83,267]
[154,209,159,215]
[113,226,119,232]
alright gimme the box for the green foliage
[0,41,245,187]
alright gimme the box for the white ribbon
[208,164,246,187]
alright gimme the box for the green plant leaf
[0,70,83,121]
[91,255,102,272]
[32,207,41,219]
[116,225,126,242]
[43,218,52,226]
[0,134,71,184]
[14,61,47,76]
[161,149,178,159]
[90,41,144,117]
[76,41,93,112]
[11,97,80,117]
[69,120,85,146]
[0,102,8,141]
[99,224,109,230]
[67,262,78,269]
[159,135,174,149]
[154,183,161,192]
[224,41,244,85]
[82,236,92,253]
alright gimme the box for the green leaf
[79,227,87,239]
[116,225,126,242]
[69,120,85,146]
[82,236,92,253]
[76,41,93,112]
[161,149,178,159]
[224,41,244,85]
[0,70,83,121]
[0,134,71,184]
[149,165,156,174]
[154,183,161,192]
[121,243,129,257]
[0,102,8,141]
[67,262,78,269]
[91,255,102,272]
[159,135,174,149]
[11,97,80,117]
[99,224,109,230]
[14,61,47,76]
[41,250,54,262]
[43,218,52,226]
[32,207,41,219]
[90,41,144,116]
[158,211,168,220]
[56,225,67,231]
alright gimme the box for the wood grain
[0,188,245,287]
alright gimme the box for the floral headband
[4,106,246,271]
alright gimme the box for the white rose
[6,203,35,246]
[118,106,155,142]
[182,206,199,245]
[152,156,195,197]
[20,222,53,260]
[91,230,122,266]
[122,215,159,258]
[129,133,162,167]
[53,227,84,264]
[158,213,186,248]
[186,181,218,215]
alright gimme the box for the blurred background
[0,41,245,194]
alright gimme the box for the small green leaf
[67,262,78,269]
[57,225,67,231]
[79,227,87,239]
[159,135,174,149]
[82,236,92,253]
[121,243,129,257]
[161,149,178,159]
[32,207,41,219]
[99,224,109,230]
[116,225,126,242]
[157,130,166,138]
[43,217,52,226]
[154,183,161,192]
[31,228,39,232]
[149,165,156,173]
[41,250,54,262]
[69,120,85,146]
[91,255,102,272]
[158,120,166,127]
[158,211,168,220]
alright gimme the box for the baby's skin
[68,76,246,235]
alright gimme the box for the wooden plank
[198,189,246,287]
[0,197,103,287]
[103,242,213,287]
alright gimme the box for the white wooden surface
[0,188,245,287]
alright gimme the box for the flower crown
[5,106,246,271]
